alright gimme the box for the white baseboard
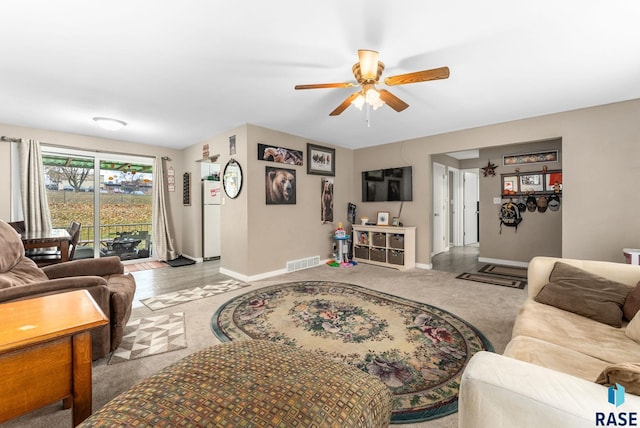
[416,262,432,270]
[218,266,286,283]
[220,258,334,282]
[478,257,529,268]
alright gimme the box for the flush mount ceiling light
[93,117,127,131]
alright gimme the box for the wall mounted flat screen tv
[362,166,413,202]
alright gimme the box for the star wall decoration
[481,160,498,177]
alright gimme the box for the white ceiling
[1,1,640,150]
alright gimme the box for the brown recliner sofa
[0,220,136,360]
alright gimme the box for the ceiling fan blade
[384,66,450,86]
[378,89,409,112]
[295,82,354,90]
[329,92,360,116]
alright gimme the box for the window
[41,146,154,261]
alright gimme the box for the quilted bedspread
[80,340,392,427]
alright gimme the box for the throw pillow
[626,311,640,343]
[535,261,630,327]
[623,281,640,321]
[596,363,640,395]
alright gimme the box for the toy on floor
[328,222,357,267]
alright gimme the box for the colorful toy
[327,222,356,267]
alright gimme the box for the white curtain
[152,157,177,261]
[19,139,52,231]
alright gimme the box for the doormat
[166,255,196,267]
[478,263,527,279]
[108,312,186,365]
[212,281,493,423]
[456,272,526,289]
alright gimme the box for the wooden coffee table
[0,290,109,426]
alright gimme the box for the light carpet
[213,281,493,423]
[5,263,527,428]
[140,279,247,310]
[108,312,186,365]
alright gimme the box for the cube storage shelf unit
[352,225,416,270]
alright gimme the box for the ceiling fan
[295,49,449,116]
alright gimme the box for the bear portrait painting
[266,166,296,205]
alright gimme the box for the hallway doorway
[432,161,480,271]
[431,243,482,274]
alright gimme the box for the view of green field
[47,190,152,241]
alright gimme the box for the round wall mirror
[223,159,243,199]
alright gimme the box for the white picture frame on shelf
[376,211,390,226]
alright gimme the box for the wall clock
[223,159,243,199]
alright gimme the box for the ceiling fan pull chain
[366,103,371,128]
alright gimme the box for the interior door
[463,170,479,245]
[432,162,447,255]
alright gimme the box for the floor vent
[286,255,321,273]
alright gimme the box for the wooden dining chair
[31,221,81,267]
[8,220,26,234]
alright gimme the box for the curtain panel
[19,139,52,231]
[152,157,177,261]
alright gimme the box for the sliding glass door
[42,147,154,261]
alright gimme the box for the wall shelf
[501,169,562,198]
[196,154,220,163]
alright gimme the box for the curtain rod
[1,136,21,142]
[2,135,172,162]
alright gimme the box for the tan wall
[477,140,562,262]
[431,140,563,263]
[3,98,639,276]
[182,125,248,273]
[182,124,353,278]
[247,125,350,276]
[354,98,640,265]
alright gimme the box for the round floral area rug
[211,281,493,424]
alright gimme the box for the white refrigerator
[203,180,221,259]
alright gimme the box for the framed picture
[545,171,563,192]
[307,143,335,176]
[519,173,544,192]
[229,135,236,155]
[391,217,400,227]
[376,211,390,226]
[265,166,296,205]
[182,172,191,206]
[320,178,334,223]
[503,150,558,166]
[502,175,518,195]
[258,143,303,166]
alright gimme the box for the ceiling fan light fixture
[351,94,365,110]
[363,85,384,110]
[358,49,379,80]
[93,117,127,131]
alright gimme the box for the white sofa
[459,256,640,428]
